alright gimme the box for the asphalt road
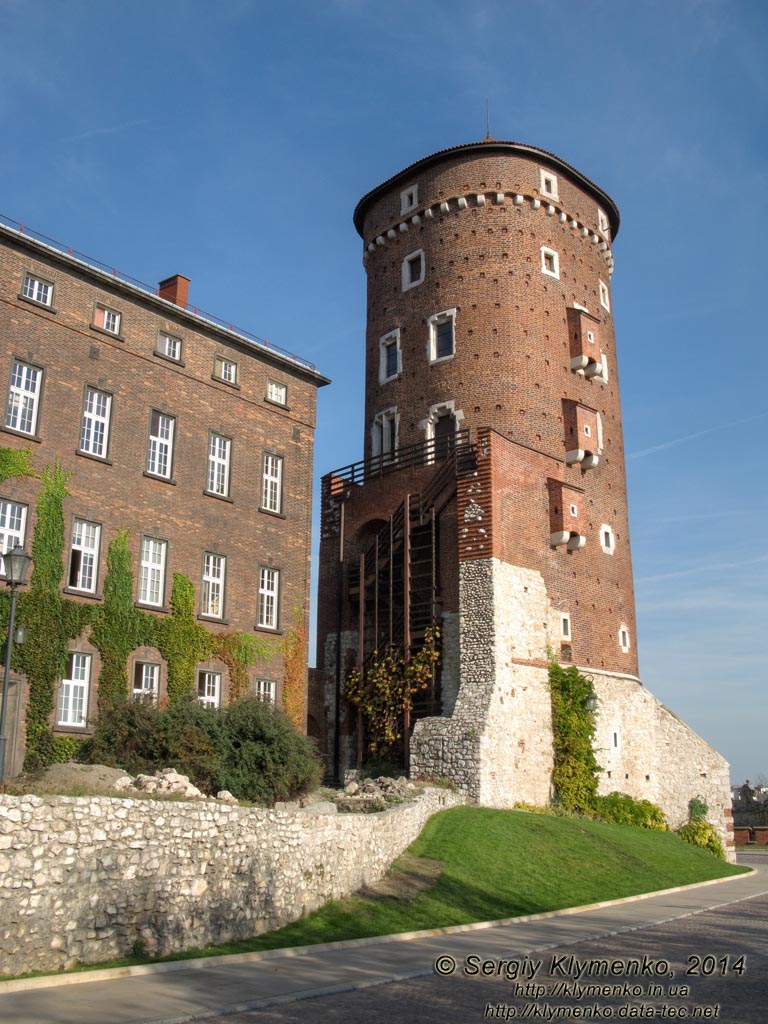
[2,852,766,1024]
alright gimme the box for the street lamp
[0,544,32,784]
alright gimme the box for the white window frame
[586,329,596,345]
[0,500,27,577]
[371,407,398,460]
[201,552,226,619]
[207,432,231,497]
[79,386,111,459]
[22,273,53,306]
[597,207,610,237]
[68,518,101,593]
[402,249,425,291]
[266,380,287,405]
[540,169,559,200]
[560,613,571,640]
[214,354,238,385]
[378,330,401,383]
[400,184,418,215]
[197,670,221,708]
[254,678,276,704]
[57,653,91,727]
[133,662,160,702]
[158,331,182,361]
[541,246,560,279]
[258,566,280,630]
[138,537,167,607]
[600,523,615,555]
[5,360,42,436]
[146,410,175,479]
[619,625,630,653]
[569,503,578,518]
[93,305,122,335]
[262,452,283,514]
[599,279,611,312]
[427,308,456,363]
[583,424,592,438]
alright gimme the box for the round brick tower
[353,139,637,679]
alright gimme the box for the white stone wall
[0,786,462,977]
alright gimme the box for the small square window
[22,273,53,307]
[158,332,182,361]
[197,670,221,707]
[569,503,578,518]
[402,250,425,291]
[541,247,560,279]
[214,355,238,385]
[599,279,610,312]
[254,678,276,704]
[133,662,160,702]
[540,169,559,200]
[266,380,287,405]
[584,424,591,438]
[600,523,615,555]
[401,185,418,215]
[586,330,595,345]
[93,305,122,335]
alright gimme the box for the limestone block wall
[0,786,462,977]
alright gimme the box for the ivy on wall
[548,661,601,814]
[1,449,275,769]
[281,604,308,731]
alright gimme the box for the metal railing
[0,215,317,371]
[324,429,472,491]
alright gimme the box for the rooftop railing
[0,215,317,371]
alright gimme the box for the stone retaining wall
[0,786,462,977]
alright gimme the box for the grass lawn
[29,805,747,977]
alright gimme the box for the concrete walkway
[1,853,766,1024]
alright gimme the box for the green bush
[87,697,320,805]
[594,792,667,831]
[688,796,708,822]
[677,818,725,860]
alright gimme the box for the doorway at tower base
[410,558,735,861]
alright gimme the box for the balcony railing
[324,429,472,491]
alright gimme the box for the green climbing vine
[156,573,216,702]
[281,604,307,730]
[548,661,601,814]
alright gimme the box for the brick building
[0,217,328,775]
[312,140,733,855]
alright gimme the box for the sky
[1,0,766,783]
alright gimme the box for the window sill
[264,397,291,411]
[135,601,170,614]
[143,471,177,486]
[63,588,103,601]
[90,324,124,341]
[76,449,112,466]
[153,351,186,368]
[18,294,58,313]
[198,614,230,626]
[211,375,240,390]
[259,507,286,520]
[254,625,283,636]
[53,724,93,735]
[1,425,42,443]
[203,489,234,503]
[429,353,455,365]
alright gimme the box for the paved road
[2,852,766,1024]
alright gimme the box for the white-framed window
[5,360,42,436]
[93,305,121,335]
[599,279,611,312]
[22,273,53,306]
[201,552,226,619]
[158,332,182,361]
[379,330,401,383]
[133,662,160,702]
[57,653,90,727]
[541,246,560,279]
[586,329,596,345]
[600,524,615,555]
[214,354,238,385]
[146,410,175,479]
[402,249,425,291]
[401,184,418,215]
[258,567,280,630]
[372,407,398,460]
[619,625,630,653]
[68,519,100,593]
[540,169,559,200]
[569,503,578,518]
[597,207,610,236]
[262,453,283,514]
[254,678,276,704]
[79,386,111,458]
[207,432,231,497]
[428,309,456,363]
[584,424,592,438]
[0,500,27,576]
[138,537,167,607]
[197,670,221,708]
[266,380,287,405]
[560,612,571,640]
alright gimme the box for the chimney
[158,274,190,308]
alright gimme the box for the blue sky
[1,0,766,783]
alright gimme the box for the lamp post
[0,544,32,784]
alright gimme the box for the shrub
[594,792,667,831]
[677,818,725,860]
[688,796,708,822]
[87,697,320,805]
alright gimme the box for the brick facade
[0,221,328,772]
